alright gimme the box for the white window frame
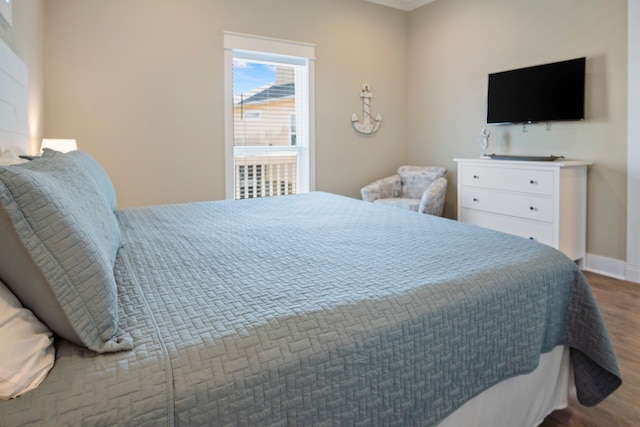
[223,32,316,200]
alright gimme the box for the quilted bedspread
[0,192,621,426]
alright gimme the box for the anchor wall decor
[352,83,382,134]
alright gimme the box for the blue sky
[233,60,276,95]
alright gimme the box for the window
[224,32,315,200]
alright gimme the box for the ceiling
[363,0,435,11]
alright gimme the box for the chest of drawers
[454,158,591,262]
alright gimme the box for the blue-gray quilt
[0,192,621,426]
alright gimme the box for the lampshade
[41,139,78,153]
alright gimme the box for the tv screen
[486,57,586,124]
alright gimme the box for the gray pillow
[63,150,117,211]
[0,150,132,353]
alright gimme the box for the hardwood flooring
[539,271,640,427]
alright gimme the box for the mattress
[0,192,621,426]
[439,345,573,427]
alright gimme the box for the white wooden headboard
[0,37,29,152]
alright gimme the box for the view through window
[224,33,315,201]
[232,58,302,199]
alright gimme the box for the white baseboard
[583,253,639,283]
[625,263,640,283]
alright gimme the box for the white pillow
[0,279,55,400]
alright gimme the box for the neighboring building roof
[239,82,295,105]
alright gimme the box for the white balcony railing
[234,146,299,200]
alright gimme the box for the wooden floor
[539,271,640,427]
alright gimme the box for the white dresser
[454,158,592,262]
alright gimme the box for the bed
[0,39,621,426]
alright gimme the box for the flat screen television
[486,57,586,124]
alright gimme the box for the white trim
[308,61,316,192]
[293,62,309,193]
[627,0,640,283]
[626,263,640,284]
[224,48,234,199]
[583,253,628,281]
[233,50,307,67]
[223,32,315,60]
[362,0,435,11]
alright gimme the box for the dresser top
[453,157,593,167]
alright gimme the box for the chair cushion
[374,197,420,212]
[419,177,448,216]
[397,166,447,200]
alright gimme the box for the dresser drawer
[455,158,590,261]
[460,188,554,222]
[460,209,554,246]
[460,165,554,195]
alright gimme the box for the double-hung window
[224,32,315,200]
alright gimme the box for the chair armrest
[419,177,448,216]
[360,174,402,202]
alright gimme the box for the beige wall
[12,0,630,263]
[408,0,628,261]
[0,0,45,153]
[44,0,408,208]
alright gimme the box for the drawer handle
[473,198,479,202]
[529,237,536,241]
[529,180,538,185]
[529,206,538,211]
[473,175,480,179]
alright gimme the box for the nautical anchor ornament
[352,83,382,134]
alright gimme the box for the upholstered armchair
[361,166,448,216]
